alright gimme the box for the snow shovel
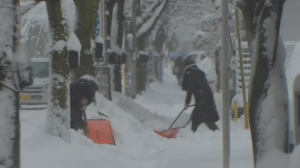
[82,106,90,138]
[154,104,195,139]
[98,111,109,118]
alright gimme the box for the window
[32,62,50,78]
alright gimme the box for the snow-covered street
[2,0,298,167]
[20,66,253,168]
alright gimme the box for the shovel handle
[167,104,195,131]
[98,111,108,118]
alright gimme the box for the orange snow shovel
[154,105,195,139]
[83,109,116,145]
[87,119,115,145]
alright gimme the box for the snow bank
[112,91,190,130]
[21,93,173,168]
[256,149,289,168]
[20,65,254,168]
[231,92,248,108]
[289,145,300,168]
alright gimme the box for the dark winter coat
[70,78,98,131]
[181,63,220,132]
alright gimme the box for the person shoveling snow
[181,56,220,132]
[70,75,98,134]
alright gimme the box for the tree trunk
[72,0,100,81]
[136,36,147,94]
[46,0,70,142]
[134,0,169,94]
[106,0,117,37]
[240,0,288,166]
[153,25,167,54]
[236,0,256,45]
[114,0,125,93]
[0,3,19,167]
[0,0,32,168]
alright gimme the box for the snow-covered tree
[0,0,33,167]
[106,0,169,94]
[71,0,100,81]
[164,0,235,52]
[45,0,70,142]
[136,0,169,94]
[237,0,288,166]
[193,2,236,52]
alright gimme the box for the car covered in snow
[20,57,50,110]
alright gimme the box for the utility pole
[221,0,230,168]
[235,6,248,129]
[124,0,136,98]
[95,0,112,100]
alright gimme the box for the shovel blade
[154,127,181,139]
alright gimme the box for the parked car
[20,57,49,110]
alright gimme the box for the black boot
[205,122,219,132]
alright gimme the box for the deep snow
[20,65,253,168]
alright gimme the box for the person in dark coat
[70,76,98,131]
[181,56,220,132]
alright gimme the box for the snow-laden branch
[142,0,162,17]
[136,0,168,39]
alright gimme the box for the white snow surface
[21,66,253,168]
[67,32,81,52]
[256,149,289,168]
[79,74,98,84]
[52,40,66,52]
[231,92,248,108]
[289,144,300,168]
[95,35,104,44]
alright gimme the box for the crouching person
[181,57,220,132]
[70,76,98,133]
